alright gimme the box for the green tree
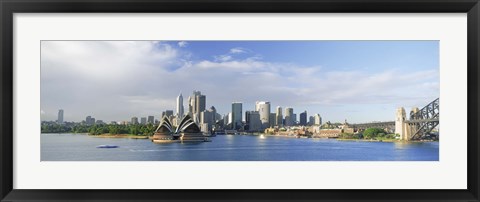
[362,128,386,139]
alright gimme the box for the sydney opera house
[152,115,209,143]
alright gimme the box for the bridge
[349,98,439,141]
[350,121,395,133]
[403,98,439,140]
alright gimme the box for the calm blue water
[41,133,439,161]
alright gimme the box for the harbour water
[41,133,439,161]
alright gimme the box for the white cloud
[213,55,233,62]
[178,41,188,48]
[230,47,247,54]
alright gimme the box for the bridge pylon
[395,98,439,141]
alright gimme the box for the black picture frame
[1,0,479,201]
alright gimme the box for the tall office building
[196,95,206,115]
[131,117,139,124]
[255,101,271,129]
[57,109,64,124]
[223,114,230,129]
[269,113,276,127]
[188,91,205,123]
[176,93,184,118]
[275,106,283,127]
[86,116,95,125]
[188,91,202,114]
[246,111,261,132]
[308,116,315,126]
[200,110,214,132]
[188,96,194,114]
[284,107,294,126]
[140,117,147,125]
[147,116,154,124]
[300,111,307,126]
[232,102,243,130]
[209,106,218,121]
[227,113,233,128]
[314,114,322,125]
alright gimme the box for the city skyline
[41,41,439,123]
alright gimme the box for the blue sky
[41,41,439,123]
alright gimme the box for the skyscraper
[188,91,201,114]
[196,94,206,119]
[57,109,64,124]
[140,117,147,125]
[269,113,276,127]
[131,117,139,124]
[314,114,322,125]
[176,93,184,118]
[200,110,214,132]
[285,107,294,126]
[255,101,270,129]
[188,91,205,123]
[246,111,261,132]
[209,106,218,121]
[308,116,315,126]
[86,116,94,125]
[300,110,307,126]
[232,102,242,130]
[275,106,283,127]
[147,116,154,124]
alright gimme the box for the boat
[96,145,118,148]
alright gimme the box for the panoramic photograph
[40,40,439,161]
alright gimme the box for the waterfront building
[147,116,154,124]
[140,117,147,125]
[275,106,283,127]
[232,102,243,130]
[57,109,64,124]
[131,117,139,124]
[269,113,276,127]
[223,114,230,129]
[284,107,294,126]
[228,113,233,126]
[246,111,262,132]
[300,111,307,126]
[152,115,207,143]
[200,109,215,132]
[293,113,297,125]
[176,93,184,119]
[255,101,271,129]
[314,114,322,125]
